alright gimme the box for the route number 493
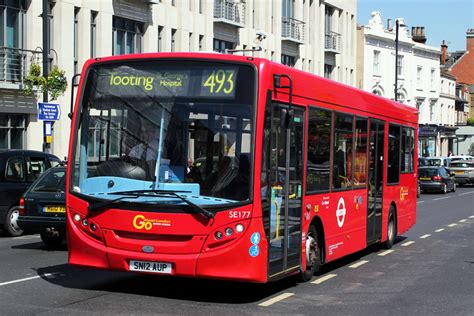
[229,211,251,219]
[203,70,235,94]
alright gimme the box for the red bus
[67,53,417,282]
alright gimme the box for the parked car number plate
[454,171,465,174]
[419,177,431,181]
[44,206,66,213]
[129,260,172,274]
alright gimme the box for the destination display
[92,64,239,99]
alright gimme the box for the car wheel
[442,184,448,194]
[40,232,64,248]
[300,225,322,282]
[384,206,396,249]
[3,206,23,237]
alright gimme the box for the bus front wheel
[301,225,321,281]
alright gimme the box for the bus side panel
[303,190,367,264]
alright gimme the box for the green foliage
[23,64,67,101]
[467,117,474,126]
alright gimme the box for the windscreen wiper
[88,194,140,212]
[107,189,215,220]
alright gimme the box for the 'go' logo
[133,215,153,230]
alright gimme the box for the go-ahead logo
[132,215,172,230]
[133,214,153,230]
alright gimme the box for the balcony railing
[325,31,341,53]
[0,46,43,86]
[214,0,245,27]
[282,17,305,43]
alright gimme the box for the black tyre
[300,225,322,281]
[384,207,396,249]
[40,231,64,248]
[3,206,23,237]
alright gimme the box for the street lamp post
[394,19,406,102]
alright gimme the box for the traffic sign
[38,102,61,121]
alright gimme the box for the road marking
[435,228,445,232]
[420,234,431,239]
[312,274,337,284]
[448,223,457,227]
[258,293,294,307]
[469,215,474,219]
[417,201,425,204]
[458,191,474,196]
[378,250,394,257]
[401,241,415,247]
[0,273,56,287]
[459,219,467,223]
[433,196,451,201]
[349,260,369,268]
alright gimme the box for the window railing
[282,17,305,42]
[324,31,341,53]
[214,0,245,26]
[0,47,43,85]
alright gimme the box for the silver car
[448,161,474,186]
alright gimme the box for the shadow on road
[35,263,298,304]
[33,236,408,304]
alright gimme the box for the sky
[357,0,474,51]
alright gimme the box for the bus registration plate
[129,260,172,274]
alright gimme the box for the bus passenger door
[367,119,385,244]
[267,103,304,278]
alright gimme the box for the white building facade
[0,0,357,158]
[358,11,446,157]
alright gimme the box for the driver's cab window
[5,156,25,181]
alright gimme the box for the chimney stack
[467,28,474,51]
[440,40,448,65]
[411,26,427,44]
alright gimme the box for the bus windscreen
[71,60,256,208]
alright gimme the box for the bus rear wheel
[301,225,321,281]
[384,207,396,249]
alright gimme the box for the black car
[0,150,61,236]
[18,166,66,246]
[418,166,456,194]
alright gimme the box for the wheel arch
[308,216,326,264]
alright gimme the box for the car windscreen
[418,168,438,177]
[449,162,474,168]
[31,168,66,193]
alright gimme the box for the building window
[199,0,203,14]
[171,0,175,6]
[213,39,233,53]
[397,55,404,76]
[417,66,422,85]
[199,34,204,51]
[282,0,295,18]
[112,16,144,55]
[157,25,164,52]
[281,54,296,67]
[90,11,97,58]
[171,28,176,52]
[324,64,333,79]
[73,7,80,75]
[430,68,435,88]
[0,114,26,149]
[188,32,192,51]
[373,50,380,75]
[430,102,435,121]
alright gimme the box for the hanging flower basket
[23,64,67,101]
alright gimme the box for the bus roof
[82,52,418,125]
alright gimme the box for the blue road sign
[38,102,61,121]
